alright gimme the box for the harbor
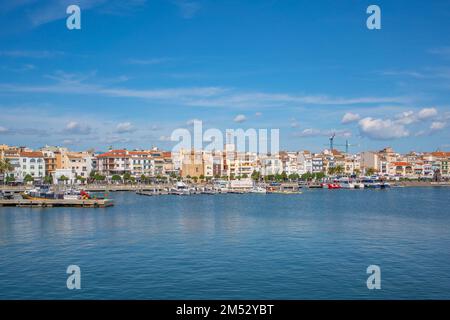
[0,198,114,208]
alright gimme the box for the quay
[0,198,114,208]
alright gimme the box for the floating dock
[0,198,114,208]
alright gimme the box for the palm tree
[0,158,13,174]
[0,159,14,185]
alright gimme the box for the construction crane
[329,133,336,151]
[333,140,360,154]
[324,135,359,153]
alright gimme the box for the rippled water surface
[0,188,449,299]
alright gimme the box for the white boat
[169,181,191,195]
[250,186,267,194]
[338,178,355,189]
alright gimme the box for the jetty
[0,198,114,208]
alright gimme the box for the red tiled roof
[97,150,129,158]
[129,151,150,156]
[392,162,411,166]
[20,151,44,158]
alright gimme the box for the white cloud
[126,57,173,65]
[289,118,299,128]
[294,128,351,138]
[64,121,91,135]
[417,107,438,120]
[173,0,201,18]
[255,112,262,117]
[233,114,247,123]
[395,111,416,125]
[341,112,360,124]
[62,139,79,145]
[115,122,135,133]
[358,117,409,140]
[0,50,64,58]
[394,108,438,125]
[430,121,446,131]
[0,126,9,133]
[159,135,173,141]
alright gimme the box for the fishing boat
[21,185,55,200]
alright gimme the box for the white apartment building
[16,151,46,181]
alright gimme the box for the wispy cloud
[172,0,201,19]
[233,114,246,123]
[0,74,409,111]
[64,121,92,135]
[126,57,174,65]
[341,112,361,124]
[294,128,351,138]
[115,122,135,134]
[0,50,64,58]
[429,46,450,58]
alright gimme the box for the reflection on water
[0,188,449,299]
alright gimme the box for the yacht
[250,186,267,194]
[169,181,191,195]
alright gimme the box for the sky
[0,0,450,153]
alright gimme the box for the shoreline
[1,181,450,193]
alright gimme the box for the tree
[24,174,34,184]
[366,167,376,176]
[123,172,132,182]
[0,158,13,174]
[335,165,344,175]
[43,175,53,185]
[94,173,106,182]
[314,172,325,180]
[58,175,68,184]
[301,172,312,181]
[281,171,288,181]
[251,170,261,181]
[354,169,361,177]
[5,174,15,184]
[76,176,86,184]
[111,175,122,183]
[242,173,248,179]
[289,173,299,181]
[199,174,205,181]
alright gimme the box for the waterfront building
[360,151,379,174]
[97,149,132,177]
[180,149,204,178]
[17,151,46,182]
[312,156,324,173]
[297,151,313,174]
[260,154,282,176]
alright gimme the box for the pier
[0,198,114,208]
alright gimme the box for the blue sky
[0,0,450,153]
